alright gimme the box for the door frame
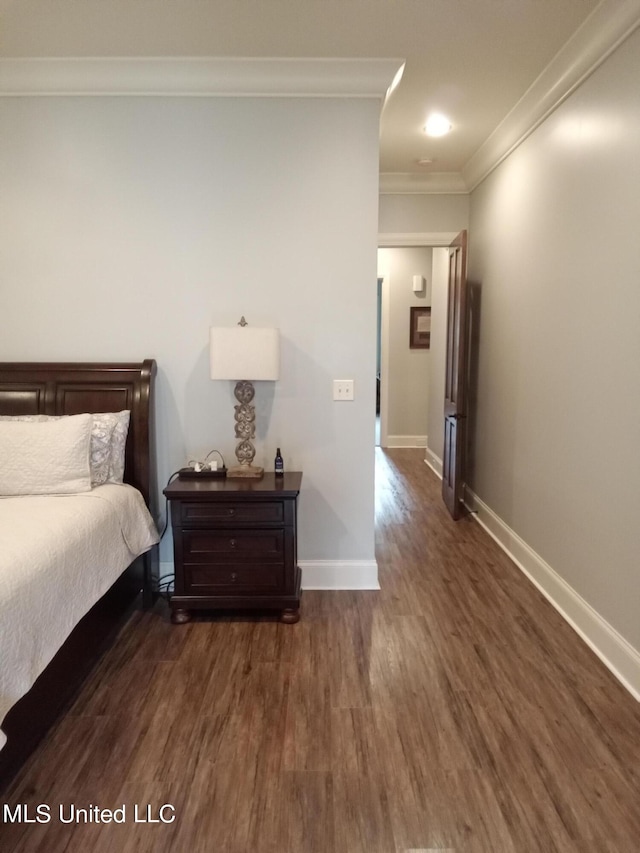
[442,230,469,519]
[377,232,458,449]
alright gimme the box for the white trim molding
[379,172,468,195]
[462,0,640,190]
[0,57,404,100]
[424,448,443,478]
[464,486,640,702]
[386,435,427,448]
[378,232,458,248]
[299,560,379,590]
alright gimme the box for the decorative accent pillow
[0,411,130,485]
[0,414,93,496]
[105,410,130,484]
[88,413,118,485]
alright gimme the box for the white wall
[379,193,469,234]
[0,95,381,575]
[467,28,640,660]
[378,247,432,446]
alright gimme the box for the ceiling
[0,0,602,186]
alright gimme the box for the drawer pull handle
[230,539,236,548]
[228,508,235,516]
[231,572,238,582]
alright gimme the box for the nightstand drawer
[182,529,284,562]
[180,501,284,525]
[185,562,284,592]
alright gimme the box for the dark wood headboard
[0,360,157,512]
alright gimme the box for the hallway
[2,449,640,852]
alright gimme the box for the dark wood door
[442,231,468,520]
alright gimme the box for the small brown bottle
[274,447,284,477]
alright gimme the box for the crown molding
[0,56,404,99]
[379,172,468,195]
[463,0,640,191]
[378,232,458,247]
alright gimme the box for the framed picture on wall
[410,306,431,349]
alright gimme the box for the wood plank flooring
[2,448,640,852]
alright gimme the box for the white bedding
[0,483,159,751]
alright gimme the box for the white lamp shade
[210,326,280,381]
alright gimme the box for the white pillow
[0,413,93,496]
[0,410,130,485]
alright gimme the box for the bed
[0,360,159,790]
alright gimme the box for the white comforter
[0,483,159,751]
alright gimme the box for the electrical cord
[186,449,227,473]
[157,470,181,542]
[153,453,228,596]
[204,448,226,468]
[151,471,181,599]
[155,573,175,601]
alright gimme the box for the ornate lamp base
[227,380,264,479]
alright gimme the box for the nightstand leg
[171,607,191,624]
[281,608,300,624]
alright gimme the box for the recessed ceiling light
[424,113,452,137]
[417,158,433,166]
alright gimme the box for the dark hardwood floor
[2,448,640,852]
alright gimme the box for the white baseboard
[386,435,427,448]
[159,560,380,592]
[464,487,640,702]
[299,560,380,590]
[424,448,443,478]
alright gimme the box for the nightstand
[163,472,302,624]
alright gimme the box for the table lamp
[210,317,279,479]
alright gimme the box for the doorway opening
[376,233,456,475]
